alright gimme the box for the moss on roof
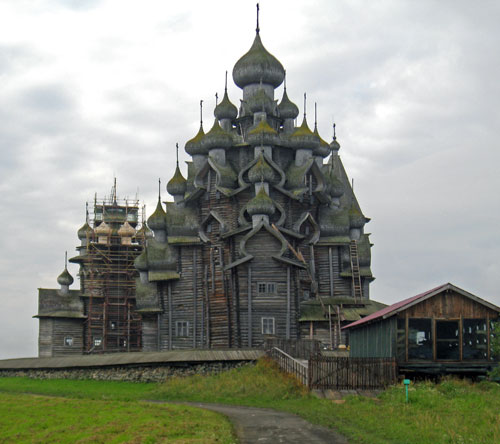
[201,119,233,151]
[313,127,331,157]
[349,203,365,228]
[278,88,299,120]
[232,33,285,88]
[167,164,187,196]
[147,198,166,232]
[214,89,238,121]
[185,124,207,156]
[285,158,312,190]
[248,153,278,184]
[246,187,276,216]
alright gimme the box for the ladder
[349,240,363,301]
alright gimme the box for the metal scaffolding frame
[80,194,145,353]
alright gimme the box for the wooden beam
[248,264,252,347]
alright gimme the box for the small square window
[94,337,102,347]
[258,283,267,294]
[262,317,275,335]
[176,321,190,337]
[267,283,276,293]
[64,336,73,347]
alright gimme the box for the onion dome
[134,249,148,272]
[94,221,112,236]
[289,117,320,150]
[136,223,153,239]
[247,187,276,217]
[147,199,166,231]
[57,267,74,286]
[278,88,299,120]
[201,119,234,151]
[167,165,187,196]
[248,154,279,184]
[330,136,341,153]
[246,88,274,114]
[185,124,207,156]
[247,119,278,146]
[117,220,135,237]
[233,33,285,89]
[349,203,366,229]
[77,221,93,240]
[313,127,331,158]
[214,90,238,121]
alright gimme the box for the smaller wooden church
[344,283,500,375]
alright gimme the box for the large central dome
[232,33,285,89]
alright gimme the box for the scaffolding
[80,190,145,354]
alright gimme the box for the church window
[64,336,73,346]
[257,282,276,294]
[262,317,275,335]
[176,321,190,337]
[94,337,102,347]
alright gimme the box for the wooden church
[134,19,375,351]
[35,10,379,356]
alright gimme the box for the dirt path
[185,402,349,444]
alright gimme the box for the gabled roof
[343,283,500,330]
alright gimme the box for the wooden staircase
[349,240,363,301]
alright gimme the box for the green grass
[1,358,500,444]
[0,392,235,444]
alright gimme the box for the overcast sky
[1,0,499,359]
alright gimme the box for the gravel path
[185,402,349,444]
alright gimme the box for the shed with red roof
[343,283,500,375]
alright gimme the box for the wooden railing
[264,338,320,360]
[308,356,397,390]
[268,347,309,386]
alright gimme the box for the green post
[403,379,410,403]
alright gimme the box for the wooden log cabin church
[35,10,380,356]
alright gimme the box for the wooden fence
[264,338,320,360]
[268,347,309,386]
[308,356,397,390]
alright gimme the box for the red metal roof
[343,283,500,330]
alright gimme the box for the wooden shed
[343,283,500,375]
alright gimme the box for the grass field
[1,358,499,444]
[0,392,235,444]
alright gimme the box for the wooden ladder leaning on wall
[349,240,363,302]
